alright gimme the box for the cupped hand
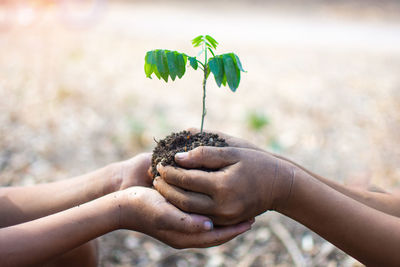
[110,153,153,191]
[154,146,296,225]
[118,186,254,248]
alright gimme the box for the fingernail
[156,163,162,171]
[175,152,189,161]
[153,177,159,185]
[203,221,213,231]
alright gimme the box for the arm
[0,154,152,227]
[281,169,400,267]
[188,128,400,217]
[274,154,400,217]
[155,146,400,266]
[0,187,253,267]
[0,192,118,266]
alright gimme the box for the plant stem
[200,41,208,133]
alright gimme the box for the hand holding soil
[154,143,296,226]
[105,152,254,248]
[116,186,253,249]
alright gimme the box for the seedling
[144,35,245,133]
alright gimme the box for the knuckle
[178,197,192,211]
[216,203,243,221]
[222,147,238,160]
[215,180,230,195]
[177,171,190,187]
[190,147,201,160]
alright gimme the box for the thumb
[175,146,238,169]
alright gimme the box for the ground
[1,0,400,266]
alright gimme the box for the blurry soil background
[1,0,400,266]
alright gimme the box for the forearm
[0,163,121,227]
[0,192,119,267]
[279,169,400,266]
[273,154,400,217]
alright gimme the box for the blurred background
[1,0,400,266]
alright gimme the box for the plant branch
[200,41,208,133]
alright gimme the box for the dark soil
[151,130,229,178]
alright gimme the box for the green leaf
[207,47,215,57]
[144,51,155,78]
[153,65,161,80]
[147,51,160,79]
[176,52,186,78]
[205,41,214,49]
[166,51,178,81]
[144,62,153,78]
[222,53,239,92]
[205,35,218,49]
[233,53,245,72]
[155,50,169,82]
[145,51,154,64]
[193,42,203,48]
[221,74,227,86]
[229,53,241,87]
[192,35,203,45]
[192,35,204,48]
[189,57,198,70]
[208,56,224,87]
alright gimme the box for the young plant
[144,35,245,133]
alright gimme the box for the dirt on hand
[151,130,228,178]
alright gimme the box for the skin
[0,154,152,228]
[0,153,254,267]
[155,129,400,267]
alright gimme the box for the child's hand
[109,153,153,191]
[154,146,296,226]
[117,187,253,248]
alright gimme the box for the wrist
[269,159,296,213]
[105,191,130,231]
[88,192,124,232]
[115,188,144,230]
[102,162,124,193]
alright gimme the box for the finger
[158,209,215,234]
[200,221,253,247]
[154,177,214,214]
[175,146,239,169]
[199,219,256,247]
[157,164,216,194]
[168,220,253,249]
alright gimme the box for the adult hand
[154,146,296,225]
[117,187,254,248]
